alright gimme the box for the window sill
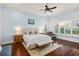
[55,33,79,38]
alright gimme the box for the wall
[0,5,2,44]
[49,10,79,43]
[1,6,46,45]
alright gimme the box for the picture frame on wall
[28,19,35,25]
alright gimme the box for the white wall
[1,6,46,45]
[49,10,79,43]
[0,5,2,44]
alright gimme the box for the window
[54,24,59,33]
[60,27,64,34]
[65,27,71,34]
[72,28,79,35]
[54,27,59,33]
[54,27,79,35]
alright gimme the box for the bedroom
[0,3,79,56]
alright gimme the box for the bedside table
[14,34,23,43]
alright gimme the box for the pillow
[28,31,33,35]
[34,31,38,34]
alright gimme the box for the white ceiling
[2,3,79,17]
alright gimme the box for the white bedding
[23,34,53,49]
[0,46,2,52]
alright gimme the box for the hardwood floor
[56,39,79,49]
[12,39,79,56]
[12,42,30,56]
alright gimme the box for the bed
[22,28,54,49]
[21,28,62,56]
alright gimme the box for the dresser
[14,34,24,43]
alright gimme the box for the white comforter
[0,46,2,52]
[23,34,53,48]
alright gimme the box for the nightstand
[14,34,23,43]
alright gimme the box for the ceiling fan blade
[50,6,56,9]
[39,3,56,13]
[49,10,53,12]
[45,5,48,9]
[39,9,45,11]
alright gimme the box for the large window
[54,20,79,35]
[55,27,79,35]
[60,27,64,34]
[54,24,59,33]
[65,27,71,34]
[54,27,59,33]
[72,28,79,35]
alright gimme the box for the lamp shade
[14,26,22,34]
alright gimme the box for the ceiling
[2,3,79,17]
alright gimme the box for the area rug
[22,42,62,56]
[0,45,11,56]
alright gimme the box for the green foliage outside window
[54,24,79,35]
[65,28,71,34]
[60,27,64,34]
[72,28,79,35]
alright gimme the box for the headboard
[22,28,39,35]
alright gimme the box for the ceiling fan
[39,4,57,13]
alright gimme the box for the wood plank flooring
[12,39,79,56]
[12,42,30,56]
[56,39,79,49]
